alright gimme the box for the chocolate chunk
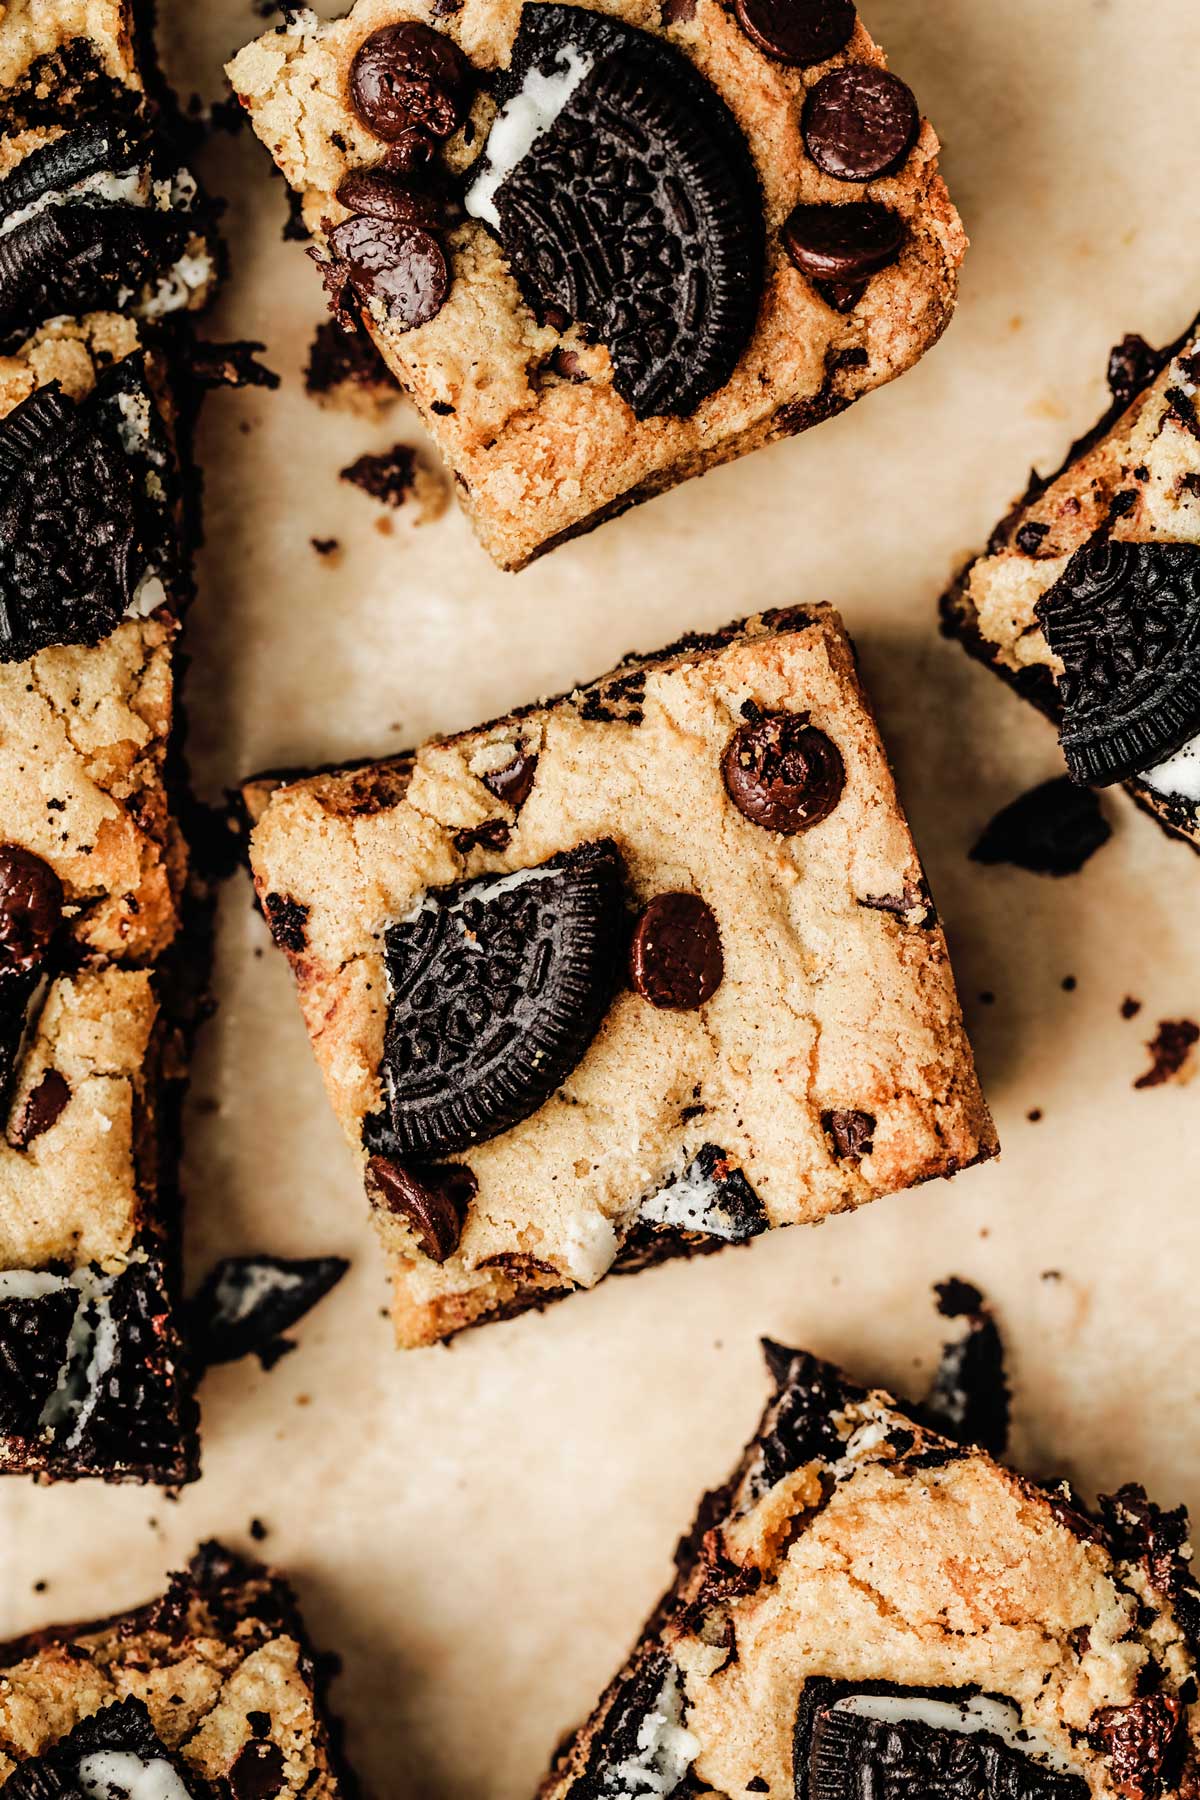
[1134,1019,1199,1091]
[486,6,764,419]
[821,1108,874,1161]
[796,1681,1088,1800]
[348,23,471,141]
[802,65,919,182]
[0,844,62,972]
[733,0,856,66]
[1035,540,1200,786]
[660,0,697,21]
[230,1741,287,1800]
[453,819,511,853]
[262,892,309,953]
[188,1255,349,1369]
[335,166,444,230]
[918,1277,1010,1456]
[481,750,538,810]
[856,881,936,927]
[1089,1697,1186,1800]
[4,1699,206,1800]
[629,892,723,1010]
[326,216,449,327]
[723,713,845,832]
[366,1155,475,1262]
[370,842,626,1155]
[970,777,1112,877]
[0,382,147,659]
[9,1068,70,1147]
[340,443,417,507]
[783,200,905,281]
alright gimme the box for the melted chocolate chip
[367,1155,476,1261]
[802,64,919,182]
[629,892,723,1011]
[0,843,62,972]
[326,216,449,328]
[722,713,845,833]
[453,818,511,853]
[783,200,906,281]
[815,277,869,313]
[821,1107,874,1160]
[481,750,538,811]
[9,1068,70,1146]
[383,127,439,176]
[335,167,444,230]
[733,0,856,65]
[348,23,471,142]
[229,1741,286,1800]
[1089,1697,1186,1800]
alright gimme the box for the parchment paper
[4,5,1200,1797]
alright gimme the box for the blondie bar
[539,1337,1200,1800]
[245,606,996,1348]
[228,0,965,568]
[0,1542,349,1800]
[942,314,1200,853]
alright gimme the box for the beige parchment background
[4,3,1200,1796]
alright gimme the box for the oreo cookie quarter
[473,6,765,419]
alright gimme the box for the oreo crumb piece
[794,1680,1088,1800]
[369,842,626,1155]
[340,443,417,508]
[311,536,340,557]
[305,318,400,406]
[970,778,1112,877]
[1108,334,1165,411]
[262,892,309,953]
[4,1699,207,1800]
[856,881,936,927]
[249,1521,268,1543]
[1166,386,1200,443]
[1122,996,1143,1020]
[9,1068,70,1147]
[917,1277,1010,1456]
[821,1108,874,1162]
[366,1156,475,1262]
[188,1256,349,1370]
[572,1654,691,1797]
[1089,1696,1187,1800]
[1016,521,1050,555]
[1027,1108,1043,1123]
[750,1345,860,1498]
[453,819,511,853]
[230,1740,287,1800]
[1034,540,1200,788]
[188,340,280,391]
[488,6,764,419]
[1062,975,1077,992]
[1134,1019,1199,1090]
[1098,1485,1200,1649]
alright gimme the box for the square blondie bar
[540,1337,1200,1800]
[942,313,1200,853]
[228,0,965,568]
[0,1542,349,1800]
[246,606,996,1347]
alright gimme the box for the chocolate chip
[1089,1697,1186,1800]
[382,127,439,175]
[335,167,444,231]
[733,0,855,67]
[481,750,538,810]
[783,200,905,281]
[722,713,845,833]
[367,1155,475,1262]
[821,1108,875,1160]
[348,23,471,142]
[802,64,919,182]
[10,1069,69,1146]
[629,893,723,1011]
[326,217,449,327]
[814,277,869,313]
[229,1741,286,1800]
[0,844,62,972]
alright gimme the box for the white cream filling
[560,1211,618,1286]
[0,1266,119,1446]
[835,1694,1080,1778]
[0,167,149,236]
[213,1261,303,1326]
[1140,731,1200,805]
[134,244,216,319]
[607,1669,699,1798]
[77,1750,193,1800]
[639,1160,744,1240]
[465,45,594,230]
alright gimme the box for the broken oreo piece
[3,1697,206,1800]
[1035,540,1200,787]
[188,1255,349,1370]
[639,1143,767,1241]
[478,6,764,418]
[371,841,626,1156]
[917,1277,1010,1457]
[796,1681,1088,1800]
[0,120,141,227]
[970,778,1112,877]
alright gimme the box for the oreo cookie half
[1034,540,1200,787]
[368,841,626,1156]
[796,1681,1088,1800]
[3,1696,206,1800]
[0,359,176,660]
[468,5,764,418]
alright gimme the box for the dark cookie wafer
[484,5,764,419]
[3,1698,208,1800]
